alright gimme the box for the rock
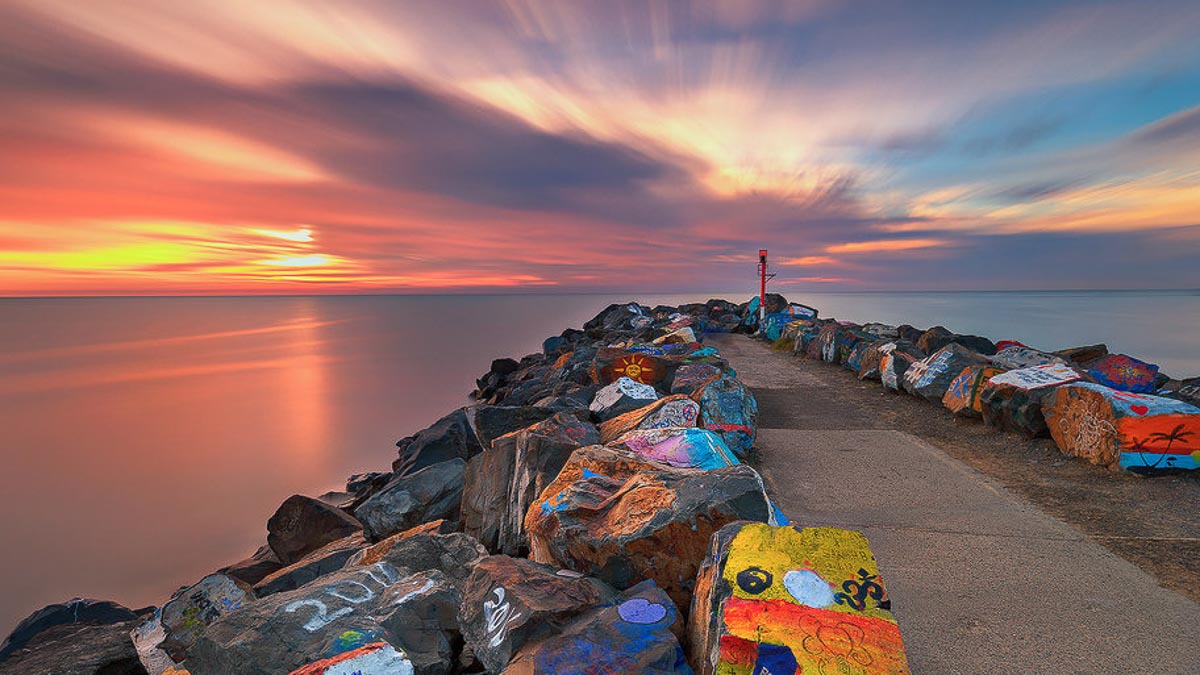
[1044,382,1200,474]
[255,534,369,597]
[862,341,921,383]
[902,343,990,401]
[130,609,175,675]
[347,530,486,591]
[186,564,460,675]
[694,373,758,456]
[989,345,1065,370]
[987,363,1086,391]
[588,377,659,421]
[290,641,415,675]
[463,413,600,556]
[688,522,909,675]
[611,428,740,470]
[880,349,920,392]
[669,363,723,396]
[1054,343,1109,366]
[915,325,954,354]
[591,348,670,387]
[220,544,285,587]
[0,619,147,675]
[1087,354,1160,394]
[653,326,697,345]
[597,395,700,444]
[355,459,466,542]
[159,574,256,660]
[949,334,997,355]
[0,598,139,660]
[861,323,899,339]
[346,472,391,497]
[491,358,521,378]
[583,303,650,335]
[976,363,1090,438]
[1163,377,1200,407]
[525,446,773,613]
[942,365,1007,417]
[504,580,689,674]
[268,495,363,566]
[472,406,560,450]
[458,556,618,672]
[392,408,483,475]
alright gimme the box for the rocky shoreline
[9,292,1196,674]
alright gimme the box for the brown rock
[267,495,362,566]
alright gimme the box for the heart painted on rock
[1130,404,1149,416]
[617,597,668,624]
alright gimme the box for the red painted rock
[942,365,1006,417]
[597,395,700,444]
[688,522,910,675]
[462,413,600,556]
[693,373,757,456]
[902,344,990,401]
[289,641,414,675]
[591,348,669,386]
[158,574,256,661]
[1043,382,1200,474]
[524,446,773,613]
[354,459,465,542]
[588,377,659,421]
[458,555,618,672]
[268,495,363,566]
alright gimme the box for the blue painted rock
[979,364,1088,438]
[588,377,660,421]
[688,522,910,675]
[463,413,600,556]
[458,555,619,672]
[1087,354,1160,394]
[504,580,690,674]
[670,363,723,396]
[1044,382,1200,474]
[354,459,466,542]
[597,395,700,444]
[989,345,1066,370]
[290,641,414,675]
[942,365,1006,417]
[268,495,363,566]
[902,343,990,401]
[611,427,740,471]
[524,446,773,613]
[693,374,757,456]
[158,573,256,661]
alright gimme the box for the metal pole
[758,249,767,324]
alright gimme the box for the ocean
[1,290,1198,633]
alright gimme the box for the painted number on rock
[483,587,524,648]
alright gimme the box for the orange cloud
[825,238,949,254]
[780,256,837,266]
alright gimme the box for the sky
[2,0,1199,295]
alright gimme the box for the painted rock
[837,328,872,366]
[987,363,1085,390]
[588,377,660,421]
[583,303,651,335]
[693,374,757,456]
[902,344,990,401]
[289,641,414,675]
[458,556,618,672]
[268,495,363,566]
[1163,377,1200,407]
[255,533,368,597]
[989,345,1065,370]
[525,448,773,613]
[977,364,1087,438]
[354,458,465,542]
[463,413,600,556]
[688,522,910,675]
[942,365,1007,417]
[880,350,919,392]
[598,395,701,444]
[504,580,690,674]
[346,531,487,587]
[611,427,740,471]
[670,363,723,396]
[391,407,484,475]
[654,326,698,345]
[186,564,459,675]
[159,574,256,660]
[1087,354,1160,394]
[861,341,922,383]
[1043,382,1200,474]
[131,608,178,675]
[592,347,670,387]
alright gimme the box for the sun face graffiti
[614,355,658,384]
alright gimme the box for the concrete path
[711,335,1200,674]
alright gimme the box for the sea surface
[1,290,1198,634]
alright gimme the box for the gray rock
[355,459,466,542]
[267,495,362,566]
[346,531,487,587]
[0,620,147,675]
[254,534,368,597]
[219,544,284,587]
[158,574,256,661]
[0,597,138,660]
[393,408,483,475]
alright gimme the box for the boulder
[694,373,758,456]
[1054,343,1109,366]
[862,341,922,383]
[254,534,368,597]
[611,427,740,471]
[159,574,256,661]
[688,522,909,675]
[267,495,363,567]
[392,407,484,475]
[978,363,1089,438]
[504,580,689,674]
[591,348,670,387]
[525,447,773,612]
[458,556,618,672]
[1044,382,1200,474]
[355,459,466,542]
[186,564,460,675]
[0,619,147,675]
[463,413,600,556]
[880,350,919,392]
[915,325,954,354]
[902,344,990,401]
[597,395,700,444]
[653,327,697,345]
[0,598,139,661]
[669,363,723,396]
[1087,354,1160,394]
[583,303,650,335]
[219,544,285,587]
[942,365,1007,417]
[861,323,899,339]
[473,406,561,450]
[1163,377,1200,407]
[346,531,486,587]
[588,377,659,421]
[290,641,415,675]
[130,608,175,675]
[989,345,1065,370]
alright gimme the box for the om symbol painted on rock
[833,569,889,611]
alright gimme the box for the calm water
[1,290,1198,634]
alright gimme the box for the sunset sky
[2,0,1199,295]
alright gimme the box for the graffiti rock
[694,373,758,456]
[611,427,740,471]
[654,326,697,345]
[669,362,723,396]
[0,618,147,675]
[347,531,486,587]
[589,377,660,421]
[159,574,256,660]
[463,413,600,556]
[268,495,363,566]
[1054,343,1109,367]
[942,365,1006,417]
[526,448,773,612]
[289,641,414,675]
[861,341,920,383]
[187,564,460,675]
[1087,354,1160,394]
[355,459,466,542]
[458,555,619,672]
[688,522,910,675]
[979,383,1057,438]
[902,343,990,401]
[1163,377,1200,407]
[597,395,701,444]
[583,303,651,335]
[504,580,690,674]
[220,544,285,586]
[1044,382,1200,474]
[990,345,1065,370]
[392,407,484,475]
[591,347,670,387]
[987,363,1085,390]
[0,598,139,661]
[255,533,368,597]
[880,349,919,392]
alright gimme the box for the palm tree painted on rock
[1143,424,1195,468]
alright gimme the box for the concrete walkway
[711,334,1200,674]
